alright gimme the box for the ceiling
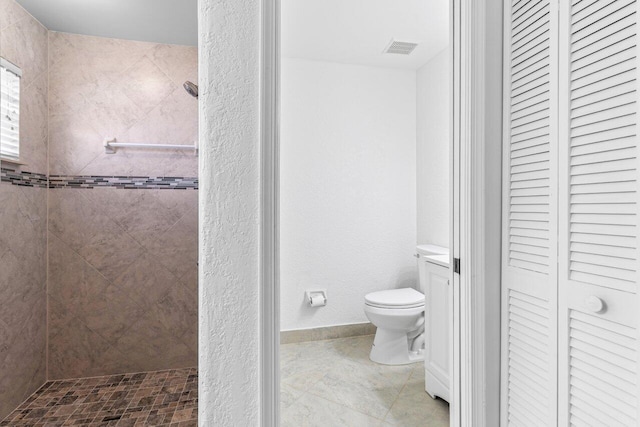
[16,0,197,46]
[282,0,449,69]
[15,0,448,67]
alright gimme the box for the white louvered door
[558,0,640,425]
[503,0,640,425]
[501,0,559,425]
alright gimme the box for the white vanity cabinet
[418,251,450,402]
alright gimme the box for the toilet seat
[364,304,425,318]
[365,288,425,309]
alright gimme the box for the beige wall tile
[141,209,197,280]
[0,0,31,31]
[0,7,47,86]
[47,312,119,380]
[48,187,198,378]
[112,252,180,306]
[0,0,48,171]
[111,309,197,372]
[48,106,103,175]
[1,9,199,393]
[48,32,198,176]
[149,43,198,86]
[0,184,47,417]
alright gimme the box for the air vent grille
[384,40,418,55]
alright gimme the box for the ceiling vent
[384,40,419,55]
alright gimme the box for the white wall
[417,48,450,247]
[198,0,260,424]
[280,58,417,331]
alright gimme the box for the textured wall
[0,0,48,418]
[280,58,418,331]
[198,0,261,424]
[417,48,450,247]
[47,32,199,379]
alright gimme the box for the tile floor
[0,368,197,426]
[2,335,447,426]
[281,335,449,426]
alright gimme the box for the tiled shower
[0,0,198,421]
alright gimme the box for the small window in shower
[0,58,21,162]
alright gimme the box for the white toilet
[364,287,425,365]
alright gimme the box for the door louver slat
[569,311,637,425]
[506,290,552,426]
[568,0,638,294]
[503,1,558,425]
[509,0,553,280]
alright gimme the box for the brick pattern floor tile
[0,368,197,426]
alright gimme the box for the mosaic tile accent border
[0,168,198,190]
[49,175,198,190]
[0,168,48,188]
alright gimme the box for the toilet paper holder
[306,290,327,307]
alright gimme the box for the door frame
[452,0,503,425]
[260,0,280,425]
[259,0,502,425]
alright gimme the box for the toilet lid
[365,288,425,309]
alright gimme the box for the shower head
[183,81,199,98]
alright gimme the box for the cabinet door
[424,261,450,401]
[558,1,640,425]
[501,0,559,425]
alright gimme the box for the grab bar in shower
[103,138,198,155]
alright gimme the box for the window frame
[0,57,22,164]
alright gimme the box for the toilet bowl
[364,288,425,365]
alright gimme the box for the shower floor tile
[0,368,197,426]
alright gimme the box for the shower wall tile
[0,1,199,412]
[83,81,146,138]
[48,233,144,339]
[138,205,198,280]
[0,0,49,173]
[0,5,47,86]
[0,184,47,418]
[80,187,194,237]
[46,30,198,380]
[126,86,199,148]
[48,189,119,253]
[151,283,198,344]
[181,267,199,301]
[47,301,132,379]
[48,32,198,177]
[119,56,176,113]
[48,188,198,379]
[149,43,198,86]
[0,1,48,418]
[57,30,153,84]
[0,0,31,30]
[111,310,196,372]
[48,105,104,175]
[112,252,179,306]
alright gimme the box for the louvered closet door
[558,0,640,425]
[501,0,559,425]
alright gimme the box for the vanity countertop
[423,253,450,268]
